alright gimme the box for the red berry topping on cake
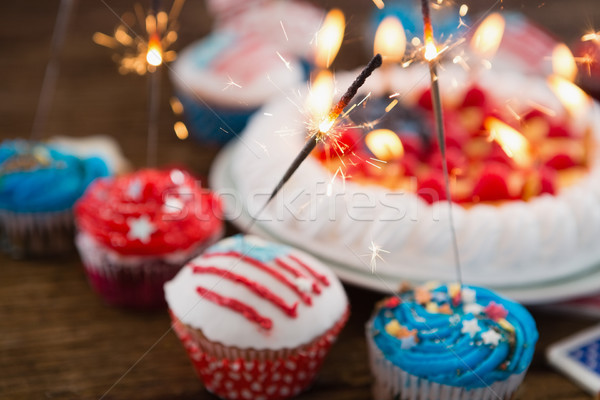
[547,124,571,138]
[539,167,557,195]
[461,86,487,108]
[545,153,577,170]
[417,89,433,111]
[472,164,511,202]
[417,172,447,204]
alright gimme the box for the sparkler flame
[548,75,591,117]
[307,70,335,124]
[314,9,345,69]
[485,117,532,168]
[471,12,505,60]
[424,41,438,61]
[365,129,404,161]
[146,33,163,67]
[552,43,577,82]
[374,16,406,63]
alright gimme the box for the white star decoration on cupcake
[461,288,477,304]
[127,215,156,243]
[461,319,481,337]
[481,329,502,347]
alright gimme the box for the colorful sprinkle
[461,318,481,337]
[484,301,508,321]
[481,329,502,347]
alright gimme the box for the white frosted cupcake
[171,29,304,146]
[165,234,349,400]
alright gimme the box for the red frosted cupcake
[75,168,223,309]
[164,234,349,400]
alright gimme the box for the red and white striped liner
[170,308,349,400]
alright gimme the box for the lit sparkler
[92,0,183,75]
[419,0,462,285]
[94,1,185,164]
[247,54,383,228]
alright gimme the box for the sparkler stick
[247,54,383,230]
[420,0,463,285]
[147,0,162,167]
[30,0,75,140]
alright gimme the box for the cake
[0,139,110,257]
[366,282,538,399]
[213,63,600,288]
[164,234,349,400]
[74,168,223,308]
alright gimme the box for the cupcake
[170,29,304,146]
[164,234,349,400]
[75,168,223,309]
[0,139,110,258]
[366,283,538,400]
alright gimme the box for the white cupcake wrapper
[365,321,528,400]
[0,209,74,257]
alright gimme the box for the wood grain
[1,1,599,399]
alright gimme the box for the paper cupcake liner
[0,209,74,258]
[177,90,258,146]
[170,308,349,400]
[365,321,528,400]
[76,230,222,309]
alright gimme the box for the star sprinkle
[127,179,143,200]
[484,301,508,321]
[461,288,477,304]
[400,335,418,350]
[414,286,432,304]
[383,297,401,308]
[127,215,156,243]
[461,319,481,337]
[385,320,418,340]
[481,329,502,347]
[464,303,484,315]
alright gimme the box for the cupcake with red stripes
[75,168,223,309]
[164,234,349,400]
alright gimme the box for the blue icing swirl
[206,234,290,262]
[191,31,236,69]
[371,284,538,389]
[0,140,110,213]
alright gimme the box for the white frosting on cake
[171,31,304,108]
[222,65,600,287]
[164,235,348,350]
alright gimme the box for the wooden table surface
[1,1,600,399]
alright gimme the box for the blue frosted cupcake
[366,283,537,400]
[0,140,110,257]
[171,30,304,146]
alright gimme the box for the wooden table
[1,1,599,399]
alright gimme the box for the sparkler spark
[276,51,293,70]
[93,0,183,75]
[367,241,390,273]
[223,75,243,90]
